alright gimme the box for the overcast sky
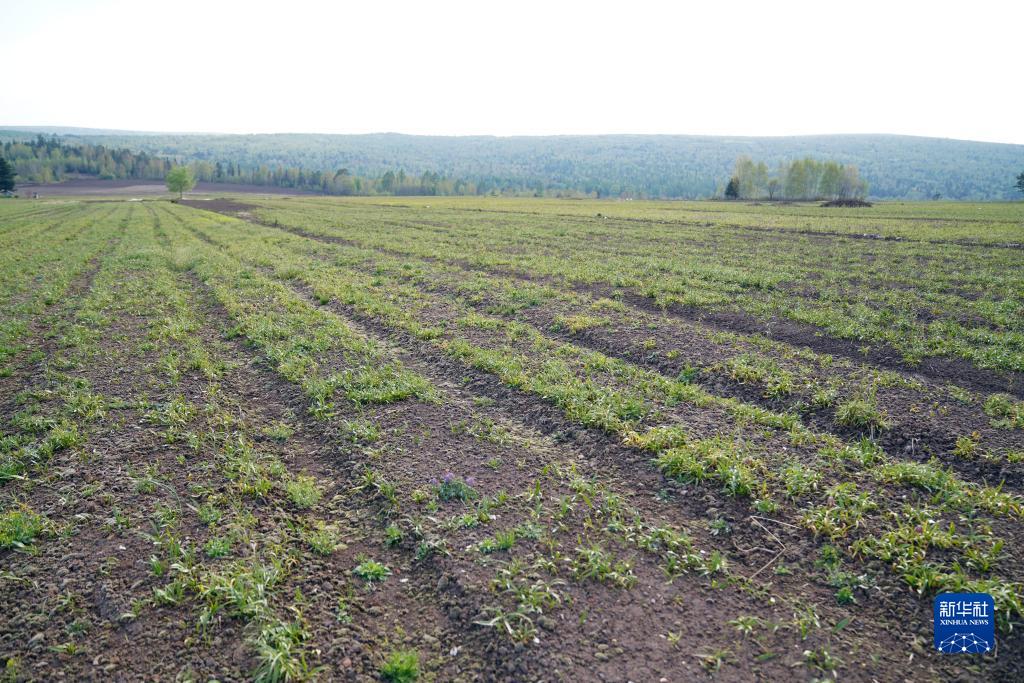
[3,0,1022,143]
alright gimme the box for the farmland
[1,195,1023,681]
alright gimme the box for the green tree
[165,165,195,199]
[1017,171,1024,195]
[819,161,843,199]
[0,157,16,193]
[724,177,739,199]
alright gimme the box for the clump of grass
[721,354,794,397]
[336,363,434,405]
[260,421,294,442]
[590,297,626,312]
[301,522,343,556]
[952,432,980,459]
[380,649,420,682]
[66,389,106,421]
[478,529,517,554]
[656,437,756,497]
[810,386,838,409]
[196,501,223,525]
[835,396,888,430]
[204,535,233,558]
[339,418,380,443]
[432,473,478,502]
[222,436,284,498]
[572,544,636,588]
[384,524,403,547]
[145,395,196,428]
[781,463,820,500]
[0,505,46,549]
[251,619,315,683]
[984,393,1023,429]
[948,386,973,404]
[40,421,84,457]
[624,425,688,452]
[553,314,608,334]
[875,460,956,495]
[353,557,390,583]
[184,558,284,628]
[284,475,322,509]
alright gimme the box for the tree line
[2,135,171,184]
[1,135,503,197]
[5,130,1021,199]
[724,156,868,200]
[3,132,1023,200]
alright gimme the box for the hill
[2,128,1022,199]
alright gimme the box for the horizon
[4,0,1023,145]
[3,126,1023,147]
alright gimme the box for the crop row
[162,202,1024,630]
[241,198,1024,372]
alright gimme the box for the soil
[184,198,1024,399]
[190,201,1024,679]
[821,199,874,208]
[5,198,1020,682]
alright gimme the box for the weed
[380,649,420,683]
[302,523,343,556]
[197,501,223,525]
[656,437,756,497]
[285,475,322,509]
[953,432,980,459]
[572,544,637,588]
[553,314,608,334]
[984,393,1023,429]
[835,395,888,430]
[694,648,731,672]
[0,505,46,549]
[261,421,295,442]
[433,473,478,502]
[205,536,233,559]
[353,557,390,583]
[251,620,316,683]
[728,615,763,636]
[385,524,403,547]
[804,647,843,675]
[781,463,820,499]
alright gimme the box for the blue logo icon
[934,593,994,654]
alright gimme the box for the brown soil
[185,205,1024,680]
[821,199,874,208]
[8,200,1018,681]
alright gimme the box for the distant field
[1,196,1022,681]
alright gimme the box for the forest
[725,156,869,200]
[2,128,1022,199]
[0,136,459,196]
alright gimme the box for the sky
[3,0,1023,144]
